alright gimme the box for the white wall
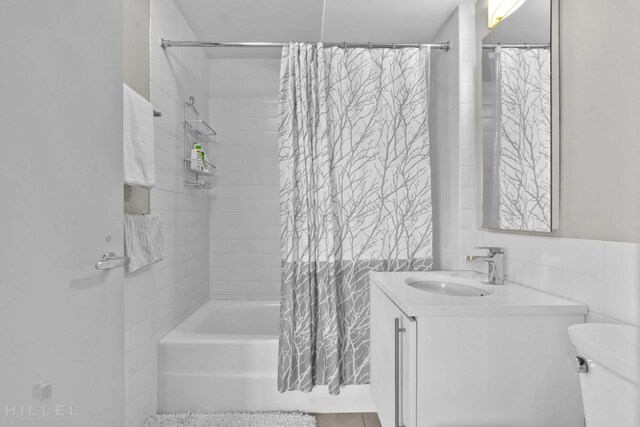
[208,59,282,300]
[124,0,211,425]
[556,0,640,241]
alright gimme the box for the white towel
[124,214,164,272]
[123,83,155,187]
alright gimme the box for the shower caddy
[184,96,216,189]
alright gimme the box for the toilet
[568,323,639,427]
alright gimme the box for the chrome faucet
[465,246,504,285]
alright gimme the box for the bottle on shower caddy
[191,143,205,172]
[202,150,211,174]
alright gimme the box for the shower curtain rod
[482,43,550,49]
[161,39,451,51]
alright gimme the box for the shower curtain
[494,47,551,231]
[278,43,433,395]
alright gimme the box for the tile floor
[312,413,382,427]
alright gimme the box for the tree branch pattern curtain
[495,47,551,231]
[278,43,433,395]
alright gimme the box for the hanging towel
[124,214,164,272]
[123,83,156,187]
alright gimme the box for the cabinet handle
[395,317,406,427]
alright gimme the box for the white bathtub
[158,300,374,413]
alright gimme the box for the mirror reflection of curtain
[494,47,551,231]
[278,43,433,395]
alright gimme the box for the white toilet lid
[569,323,638,383]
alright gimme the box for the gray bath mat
[143,412,316,427]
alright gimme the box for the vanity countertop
[370,270,588,317]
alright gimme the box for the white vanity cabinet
[370,284,417,427]
[369,271,588,427]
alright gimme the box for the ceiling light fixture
[488,0,527,29]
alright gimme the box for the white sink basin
[406,278,493,297]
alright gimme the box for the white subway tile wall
[209,59,282,300]
[430,9,460,271]
[431,4,477,270]
[464,232,640,326]
[124,0,211,425]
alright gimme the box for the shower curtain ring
[343,41,347,49]
[392,42,396,50]
[368,42,372,51]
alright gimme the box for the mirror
[481,0,558,233]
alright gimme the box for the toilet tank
[568,323,639,427]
